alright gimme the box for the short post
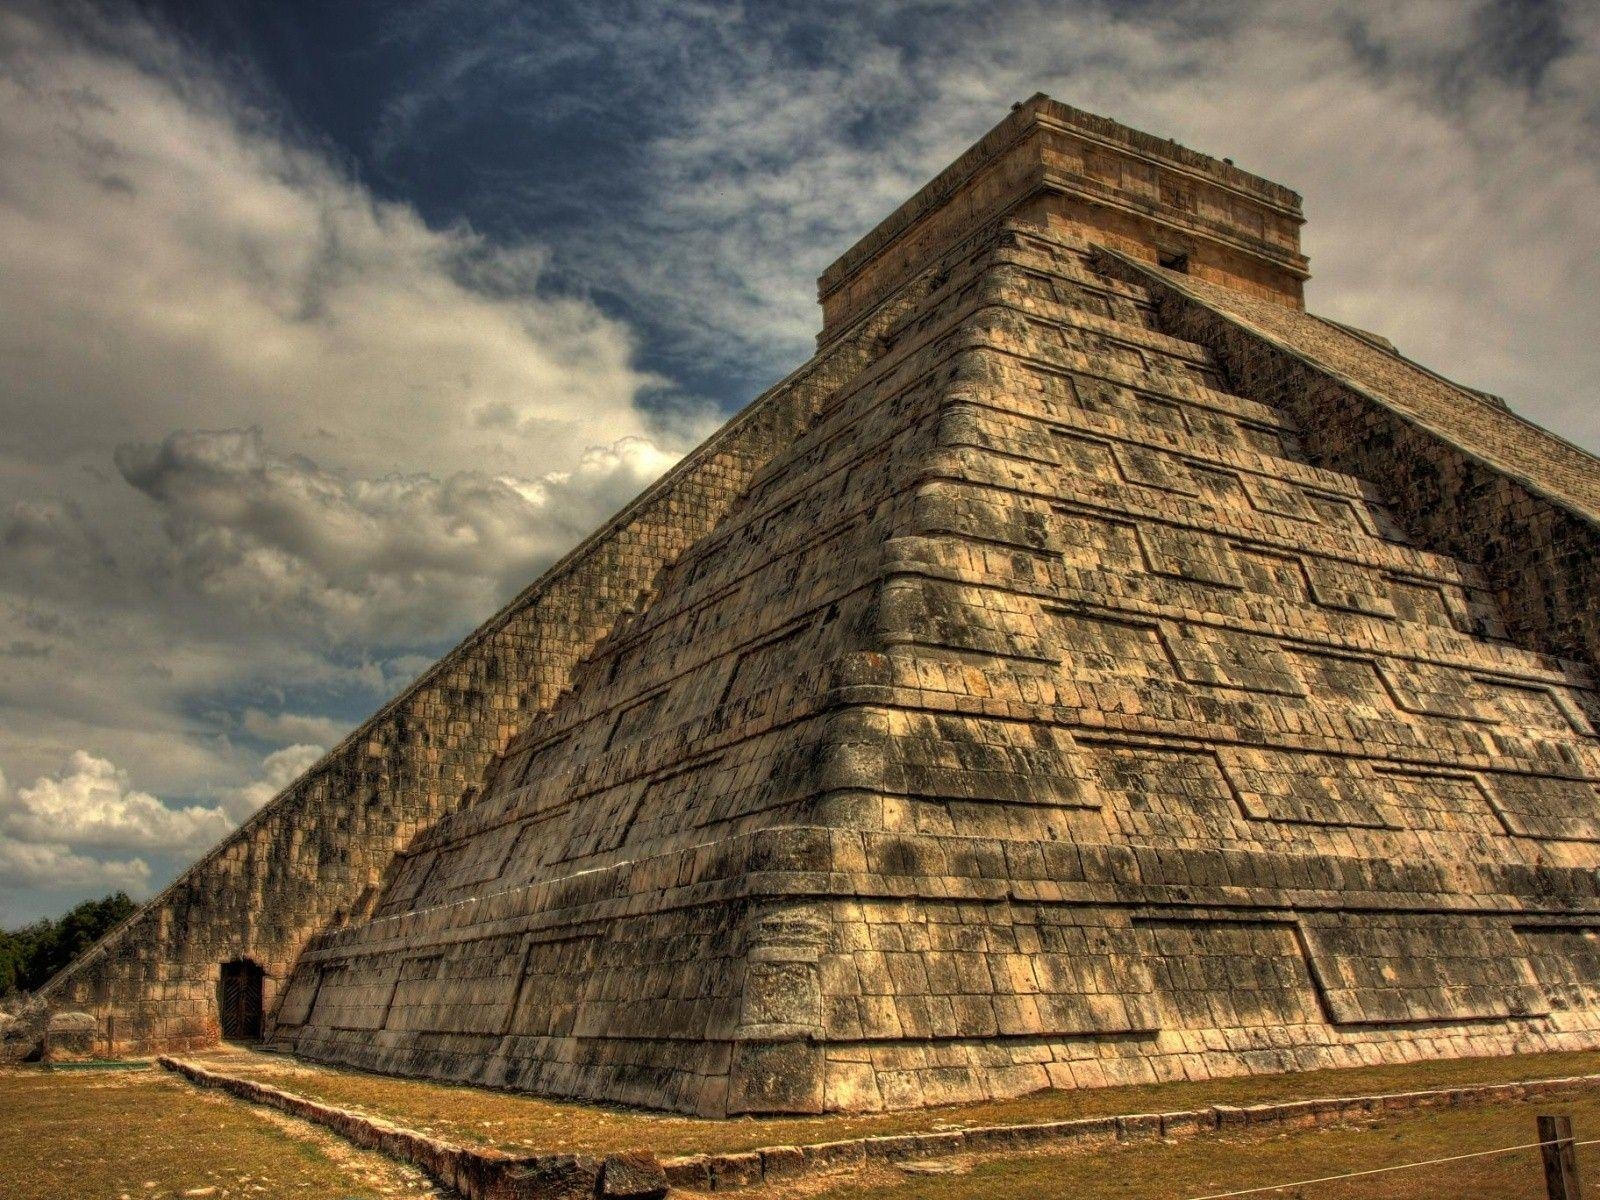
[1539,1114,1583,1200]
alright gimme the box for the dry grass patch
[805,1089,1600,1200]
[188,1047,1600,1158]
[0,1065,447,1200]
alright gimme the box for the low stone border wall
[160,1055,1600,1197]
[660,1071,1600,1192]
[158,1057,669,1199]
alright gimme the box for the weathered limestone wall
[1099,252,1600,674]
[36,262,933,1058]
[278,225,1600,1115]
[791,233,1600,1110]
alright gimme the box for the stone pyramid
[43,97,1600,1116]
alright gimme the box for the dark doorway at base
[219,959,264,1042]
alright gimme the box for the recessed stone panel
[1374,660,1495,722]
[1162,624,1308,696]
[1372,768,1506,837]
[1136,524,1245,588]
[305,959,400,1033]
[1300,555,1397,618]
[1481,773,1600,842]
[1090,742,1242,841]
[389,935,526,1036]
[1480,680,1596,737]
[1520,927,1600,1013]
[1054,611,1173,681]
[1217,748,1400,829]
[881,714,1101,811]
[1298,915,1548,1025]
[1140,918,1321,1030]
[1112,443,1200,496]
[1240,474,1319,522]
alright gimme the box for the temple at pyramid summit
[28,95,1600,1115]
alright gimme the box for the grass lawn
[810,1089,1600,1200]
[0,1065,447,1200]
[186,1046,1600,1159]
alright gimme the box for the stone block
[1116,1113,1163,1142]
[42,1011,98,1061]
[599,1153,668,1199]
[1160,1110,1215,1139]
[706,1152,763,1190]
[800,1140,867,1174]
[728,1039,825,1114]
[758,1146,806,1181]
[659,1156,710,1191]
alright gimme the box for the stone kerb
[160,1057,669,1200]
[158,1055,1600,1197]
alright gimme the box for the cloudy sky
[0,0,1596,924]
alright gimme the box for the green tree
[0,892,137,997]
[0,930,20,996]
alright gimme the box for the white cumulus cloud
[0,3,670,483]
[0,835,150,896]
[0,751,235,852]
[241,709,346,748]
[219,743,328,821]
[0,742,336,917]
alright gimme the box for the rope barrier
[1184,1135,1600,1199]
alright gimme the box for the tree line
[0,892,136,997]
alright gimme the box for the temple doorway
[219,959,265,1041]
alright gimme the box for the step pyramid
[263,98,1600,1115]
